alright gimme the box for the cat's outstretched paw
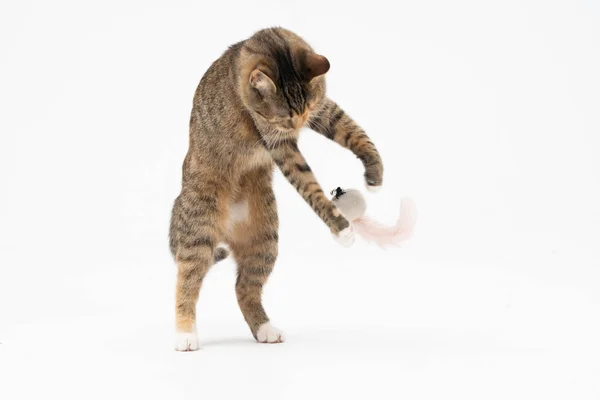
[174,331,200,351]
[256,322,286,343]
[365,182,382,193]
[333,226,355,247]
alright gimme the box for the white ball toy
[331,187,417,248]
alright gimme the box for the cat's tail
[353,197,417,248]
[214,246,230,263]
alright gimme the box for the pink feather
[353,197,417,248]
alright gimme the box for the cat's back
[189,40,256,144]
[192,41,244,109]
[185,38,267,178]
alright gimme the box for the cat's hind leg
[171,187,227,351]
[226,167,284,343]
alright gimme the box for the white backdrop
[1,0,599,399]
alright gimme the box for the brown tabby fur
[169,27,383,347]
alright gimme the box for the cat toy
[331,187,417,247]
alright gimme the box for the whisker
[307,119,331,136]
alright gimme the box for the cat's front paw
[174,330,200,351]
[365,182,382,193]
[256,322,286,343]
[333,226,355,247]
[364,159,383,192]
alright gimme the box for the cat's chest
[241,147,272,171]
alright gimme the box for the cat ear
[303,52,330,81]
[249,69,276,96]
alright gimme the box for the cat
[169,27,383,351]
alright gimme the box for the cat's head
[240,28,329,132]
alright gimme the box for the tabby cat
[169,27,383,351]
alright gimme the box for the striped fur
[169,27,383,348]
[309,99,383,187]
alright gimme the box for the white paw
[256,322,286,343]
[333,226,355,247]
[174,330,200,351]
[365,183,382,193]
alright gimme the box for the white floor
[1,235,598,400]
